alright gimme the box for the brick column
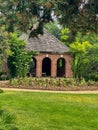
[51,59,57,78]
[36,59,42,77]
[66,58,73,78]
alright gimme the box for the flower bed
[0,77,98,91]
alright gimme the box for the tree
[74,32,98,45]
[61,27,98,47]
[8,33,32,77]
[0,0,98,37]
[61,27,98,81]
[45,22,61,40]
[70,41,92,80]
[85,44,98,81]
[0,30,12,72]
[61,28,74,46]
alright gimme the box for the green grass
[0,91,98,130]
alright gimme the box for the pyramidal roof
[20,29,69,54]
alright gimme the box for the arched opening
[42,57,51,77]
[57,58,66,77]
[28,57,36,76]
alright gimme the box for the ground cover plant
[0,91,98,130]
[5,77,98,91]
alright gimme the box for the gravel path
[1,87,98,94]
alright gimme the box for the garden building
[20,29,73,78]
[2,29,73,78]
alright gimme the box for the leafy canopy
[45,22,61,40]
[70,41,92,53]
[0,0,98,37]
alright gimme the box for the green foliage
[0,30,12,72]
[70,35,98,81]
[61,28,74,46]
[84,44,98,81]
[0,72,10,80]
[58,59,63,68]
[75,32,98,45]
[45,22,61,40]
[0,0,98,38]
[8,33,32,78]
[61,28,98,46]
[8,77,95,88]
[70,41,92,53]
[61,28,70,40]
[70,40,92,80]
[0,89,3,93]
[61,26,98,81]
[0,109,18,130]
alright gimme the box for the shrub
[0,89,4,93]
[94,75,98,81]
[8,33,33,78]
[87,74,98,82]
[0,72,9,80]
[0,72,6,80]
[87,80,96,86]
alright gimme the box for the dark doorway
[42,58,51,76]
[28,57,36,76]
[57,58,66,77]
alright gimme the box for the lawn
[0,91,98,130]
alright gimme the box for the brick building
[2,29,73,78]
[21,29,73,78]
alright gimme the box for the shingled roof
[20,29,69,54]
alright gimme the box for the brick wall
[34,53,73,78]
[2,53,73,78]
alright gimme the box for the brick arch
[33,53,73,78]
[28,57,36,76]
[42,57,51,77]
[57,58,66,77]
